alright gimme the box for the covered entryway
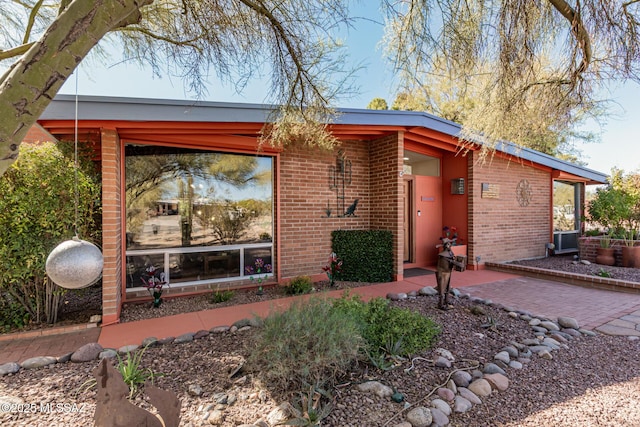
[402,150,442,267]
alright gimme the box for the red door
[415,175,443,266]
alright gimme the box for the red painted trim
[552,170,590,182]
[404,140,445,158]
[275,153,282,282]
[404,133,458,153]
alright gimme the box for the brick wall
[278,142,370,279]
[369,133,403,277]
[23,124,55,143]
[469,153,551,263]
[100,128,122,325]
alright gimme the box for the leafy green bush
[331,230,393,282]
[0,294,30,332]
[285,275,313,295]
[0,142,101,324]
[248,298,364,392]
[209,289,234,303]
[332,294,441,358]
[586,169,640,235]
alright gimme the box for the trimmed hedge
[331,230,393,282]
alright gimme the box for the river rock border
[379,287,607,427]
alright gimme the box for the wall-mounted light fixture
[451,178,465,195]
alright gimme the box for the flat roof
[40,95,608,184]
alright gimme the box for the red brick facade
[369,133,404,278]
[468,153,551,264]
[31,97,605,323]
[278,141,370,279]
[278,133,405,280]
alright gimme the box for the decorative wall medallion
[516,179,532,207]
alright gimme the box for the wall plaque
[481,183,500,199]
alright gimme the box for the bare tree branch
[548,0,592,79]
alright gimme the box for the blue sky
[58,5,639,177]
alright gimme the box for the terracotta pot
[621,246,640,268]
[595,247,615,266]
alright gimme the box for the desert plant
[600,234,612,248]
[115,345,162,399]
[586,170,640,234]
[285,275,314,295]
[595,268,612,278]
[209,288,234,304]
[622,229,638,247]
[284,385,333,427]
[259,232,272,241]
[248,298,364,392]
[77,344,161,399]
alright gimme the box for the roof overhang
[38,95,608,184]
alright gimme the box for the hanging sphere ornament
[46,237,104,289]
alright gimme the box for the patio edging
[0,321,99,342]
[486,262,640,294]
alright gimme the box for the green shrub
[332,294,441,358]
[285,275,314,295]
[248,298,364,392]
[0,294,30,332]
[0,142,101,324]
[209,289,234,303]
[331,230,393,282]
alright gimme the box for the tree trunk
[0,0,153,176]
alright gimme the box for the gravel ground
[509,254,640,283]
[2,257,640,426]
[119,280,363,323]
[2,287,640,426]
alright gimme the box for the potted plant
[621,229,640,268]
[595,234,615,266]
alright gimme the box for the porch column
[101,128,122,325]
[369,132,404,280]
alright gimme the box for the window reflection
[124,145,274,289]
[125,145,273,249]
[553,181,577,231]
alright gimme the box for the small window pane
[126,254,165,289]
[244,247,273,276]
[169,250,241,283]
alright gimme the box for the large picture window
[125,144,273,289]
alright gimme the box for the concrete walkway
[2,268,640,365]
